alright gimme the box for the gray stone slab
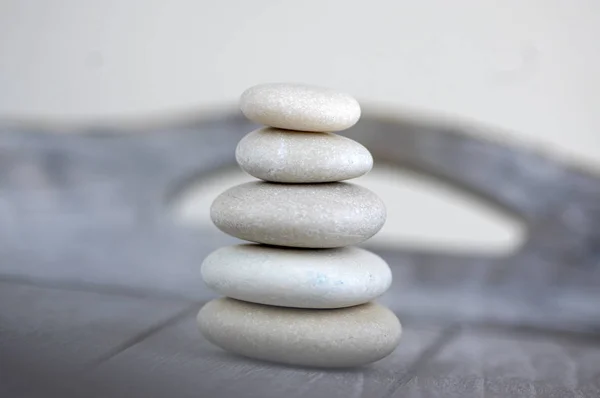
[0,282,193,397]
[87,313,444,398]
[394,326,600,397]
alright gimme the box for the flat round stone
[210,182,386,248]
[236,128,373,183]
[198,298,401,368]
[201,244,392,309]
[240,83,361,132]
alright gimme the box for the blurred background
[2,0,598,255]
[1,2,600,396]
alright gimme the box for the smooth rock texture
[210,182,386,248]
[201,244,392,309]
[236,128,373,183]
[240,83,361,132]
[197,298,401,367]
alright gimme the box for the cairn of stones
[197,83,401,368]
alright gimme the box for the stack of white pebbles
[198,83,402,368]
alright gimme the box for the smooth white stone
[240,83,361,132]
[210,182,386,248]
[201,244,392,309]
[197,298,401,368]
[235,128,373,183]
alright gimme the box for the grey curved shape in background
[1,112,598,331]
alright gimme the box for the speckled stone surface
[240,83,361,132]
[235,127,373,183]
[197,298,401,368]
[201,244,392,309]
[210,181,386,248]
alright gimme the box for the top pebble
[240,83,361,132]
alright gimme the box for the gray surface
[397,327,600,397]
[0,282,195,397]
[0,112,599,397]
[87,317,443,398]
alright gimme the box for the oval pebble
[236,128,373,183]
[240,83,361,132]
[197,298,401,367]
[201,244,392,309]
[210,182,386,248]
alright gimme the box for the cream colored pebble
[197,298,401,368]
[210,181,386,248]
[235,127,373,183]
[201,244,392,309]
[240,83,361,132]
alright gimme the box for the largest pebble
[198,298,401,368]
[210,181,386,248]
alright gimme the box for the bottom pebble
[197,298,401,368]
